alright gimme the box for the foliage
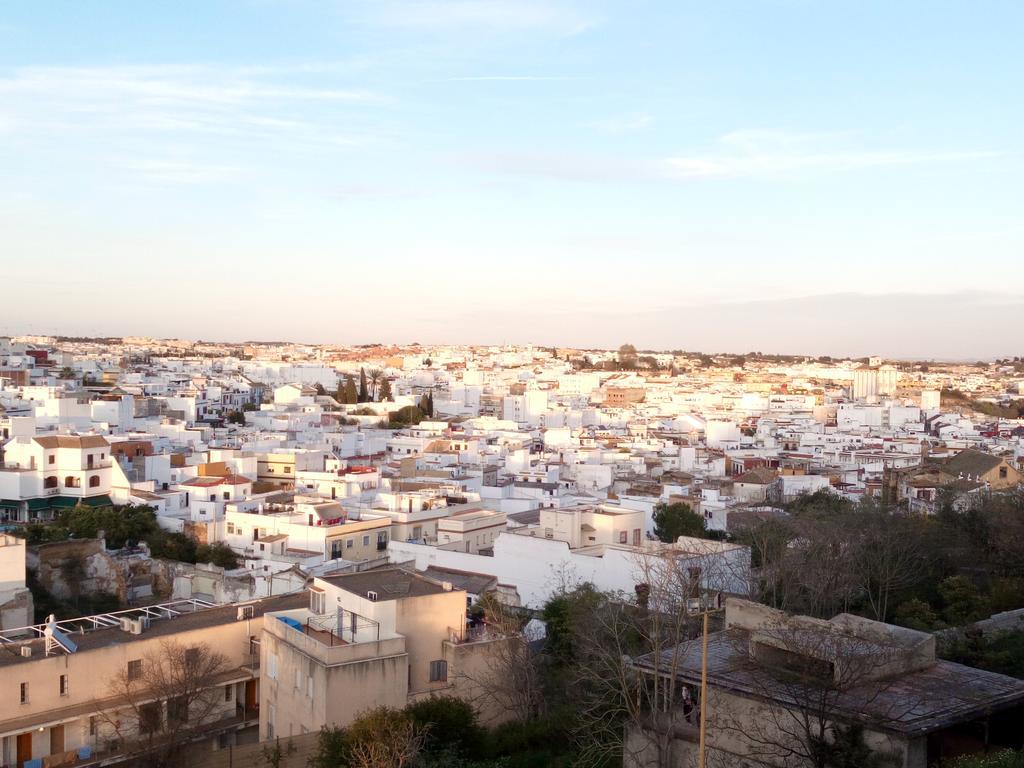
[892,598,941,631]
[941,629,1024,679]
[359,368,369,403]
[149,531,199,563]
[378,377,393,401]
[195,541,240,569]
[226,410,246,425]
[952,750,1024,768]
[242,402,259,412]
[939,576,990,626]
[261,737,297,768]
[388,405,425,428]
[405,696,484,757]
[58,504,160,548]
[651,501,707,543]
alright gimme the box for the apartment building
[223,497,391,567]
[436,508,507,553]
[511,503,645,549]
[0,593,305,767]
[0,435,113,522]
[260,568,504,738]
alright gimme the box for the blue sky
[1,1,1022,355]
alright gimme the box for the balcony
[265,608,405,667]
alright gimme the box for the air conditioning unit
[366,591,378,602]
[129,617,150,635]
[119,617,134,632]
[20,646,32,658]
[237,605,255,620]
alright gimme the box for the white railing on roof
[0,598,219,643]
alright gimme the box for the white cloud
[665,130,999,178]
[355,0,598,36]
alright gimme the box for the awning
[26,495,113,512]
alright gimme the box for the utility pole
[693,604,724,768]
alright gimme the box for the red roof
[180,474,252,487]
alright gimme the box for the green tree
[427,391,434,417]
[651,502,707,543]
[617,343,637,369]
[226,410,246,425]
[404,696,484,758]
[343,375,359,405]
[195,542,240,569]
[359,367,369,403]
[390,406,425,427]
[149,531,199,563]
[378,377,394,402]
[939,575,990,627]
[892,598,940,632]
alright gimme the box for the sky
[1,1,1022,357]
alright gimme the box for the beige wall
[396,590,466,695]
[0,610,263,766]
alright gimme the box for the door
[245,679,258,712]
[50,724,64,755]
[17,732,31,765]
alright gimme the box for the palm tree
[368,369,383,401]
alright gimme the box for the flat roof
[320,568,458,601]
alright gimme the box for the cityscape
[2,2,1024,768]
[0,339,1022,767]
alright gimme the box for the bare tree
[455,593,546,723]
[850,513,925,623]
[567,548,718,767]
[97,640,231,767]
[710,614,915,768]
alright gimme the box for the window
[20,682,28,704]
[362,535,370,547]
[429,660,448,683]
[48,455,55,465]
[185,647,200,668]
[227,523,235,534]
[44,476,58,488]
[89,716,98,736]
[619,531,627,544]
[346,539,353,549]
[310,589,326,614]
[168,696,189,724]
[224,491,231,500]
[225,684,233,702]
[140,702,162,734]
[1000,467,1008,479]
[65,476,79,488]
[284,466,292,474]
[127,659,143,680]
[89,475,101,488]
[60,674,69,696]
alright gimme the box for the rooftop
[320,568,458,601]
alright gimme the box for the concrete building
[260,568,506,737]
[626,599,1024,768]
